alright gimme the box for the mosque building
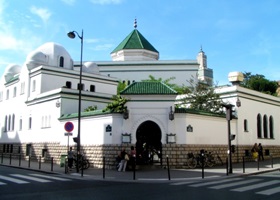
[0,21,279,168]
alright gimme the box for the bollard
[65,157,68,174]
[201,155,204,179]
[51,157,53,171]
[39,156,41,170]
[271,155,273,168]
[166,155,171,180]
[19,154,21,167]
[103,156,105,179]
[1,153,3,164]
[243,156,245,173]
[226,158,229,176]
[28,156,31,168]
[257,158,259,171]
[133,155,136,180]
[81,156,84,177]
[9,154,12,165]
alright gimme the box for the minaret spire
[134,18,137,29]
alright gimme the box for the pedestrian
[258,143,264,161]
[129,146,137,169]
[67,147,74,171]
[116,152,122,170]
[118,148,129,172]
[251,143,259,161]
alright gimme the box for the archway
[135,120,162,165]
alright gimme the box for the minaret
[197,46,213,85]
[197,46,207,69]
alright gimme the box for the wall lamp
[169,106,174,121]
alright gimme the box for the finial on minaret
[200,45,204,53]
[134,18,137,29]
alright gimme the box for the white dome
[4,64,22,82]
[83,62,100,74]
[25,42,73,70]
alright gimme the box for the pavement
[1,156,280,183]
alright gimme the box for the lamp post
[67,30,83,172]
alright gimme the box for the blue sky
[0,0,280,85]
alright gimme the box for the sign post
[64,122,74,151]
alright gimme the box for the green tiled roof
[111,29,158,53]
[120,82,177,95]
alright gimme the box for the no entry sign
[64,122,74,132]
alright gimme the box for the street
[0,166,280,200]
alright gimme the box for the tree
[178,81,224,114]
[142,75,189,94]
[241,72,278,96]
[102,95,129,113]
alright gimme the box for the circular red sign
[64,122,74,132]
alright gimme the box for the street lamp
[67,30,83,172]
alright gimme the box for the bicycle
[186,152,197,168]
[73,154,90,170]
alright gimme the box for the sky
[0,0,280,85]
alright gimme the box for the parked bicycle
[73,153,90,170]
[186,151,223,169]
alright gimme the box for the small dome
[83,62,100,74]
[25,42,73,71]
[4,64,22,82]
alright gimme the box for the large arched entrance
[135,120,162,165]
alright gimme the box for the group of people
[251,143,264,161]
[116,146,136,172]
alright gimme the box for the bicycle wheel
[206,155,215,167]
[186,158,197,168]
[215,155,223,166]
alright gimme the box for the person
[258,143,264,161]
[116,152,122,170]
[118,148,128,172]
[251,143,259,161]
[67,147,74,171]
[129,146,137,169]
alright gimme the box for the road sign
[64,132,73,136]
[64,122,74,132]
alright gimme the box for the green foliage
[117,81,128,94]
[102,95,129,113]
[241,72,278,96]
[84,105,97,112]
[179,81,224,114]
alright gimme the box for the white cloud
[30,6,52,24]
[90,0,124,5]
[84,38,100,43]
[90,44,114,51]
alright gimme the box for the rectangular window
[20,82,25,94]
[0,91,3,101]
[13,87,17,97]
[6,89,9,99]
[3,144,6,153]
[66,81,72,89]
[19,118,22,131]
[32,80,36,92]
[29,117,32,129]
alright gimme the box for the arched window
[29,117,32,129]
[4,115,7,132]
[263,115,268,138]
[59,56,64,67]
[19,118,22,131]
[12,114,15,131]
[8,115,11,131]
[257,114,262,138]
[244,119,248,132]
[269,116,274,139]
[90,85,95,92]
[66,81,72,89]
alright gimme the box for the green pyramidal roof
[111,29,159,53]
[120,82,177,95]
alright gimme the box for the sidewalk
[1,156,280,183]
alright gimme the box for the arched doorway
[135,120,162,165]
